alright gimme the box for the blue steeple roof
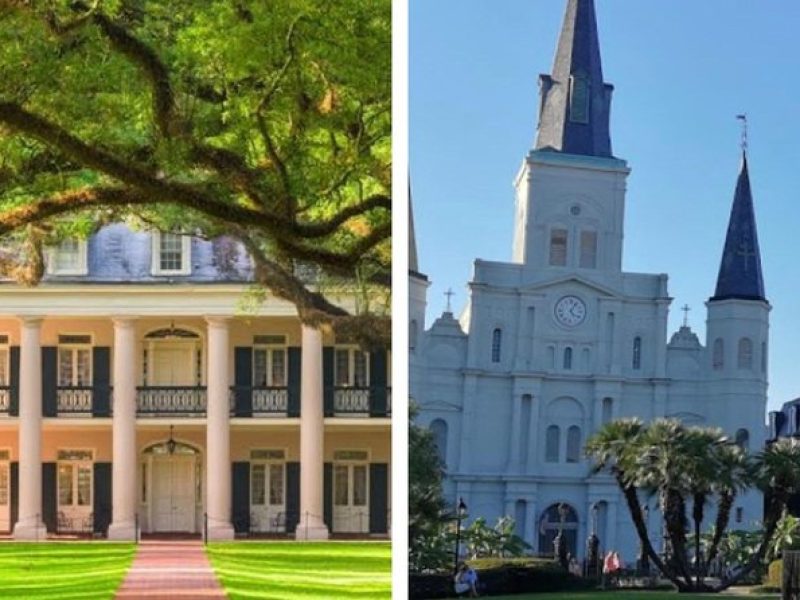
[710,154,766,303]
[534,0,614,157]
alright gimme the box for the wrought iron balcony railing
[57,386,93,414]
[136,386,207,416]
[333,387,370,414]
[229,386,290,417]
[0,386,9,413]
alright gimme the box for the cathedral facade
[411,0,768,560]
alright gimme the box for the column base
[13,520,47,541]
[108,522,137,541]
[294,517,329,541]
[207,524,235,541]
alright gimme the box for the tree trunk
[664,489,693,588]
[692,492,706,589]
[704,491,734,578]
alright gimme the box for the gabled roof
[710,154,766,303]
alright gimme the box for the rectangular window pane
[76,349,91,386]
[335,350,350,386]
[549,229,568,266]
[159,234,183,271]
[55,239,80,271]
[0,464,7,506]
[334,466,349,506]
[0,347,7,386]
[354,352,368,387]
[253,349,268,387]
[58,349,73,386]
[579,231,597,269]
[269,464,283,506]
[59,464,73,506]
[251,465,266,505]
[352,466,367,507]
[271,349,286,387]
[77,466,91,506]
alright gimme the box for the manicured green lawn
[206,541,391,599]
[0,543,137,599]
[483,593,777,600]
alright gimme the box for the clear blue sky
[410,0,800,413]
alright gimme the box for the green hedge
[409,559,594,599]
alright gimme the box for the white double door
[0,461,9,532]
[333,463,369,533]
[151,455,196,532]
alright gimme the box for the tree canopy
[0,0,391,346]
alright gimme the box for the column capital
[205,315,232,328]
[112,316,139,329]
[18,316,44,327]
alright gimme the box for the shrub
[765,559,783,589]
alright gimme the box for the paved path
[115,540,227,599]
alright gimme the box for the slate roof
[534,0,614,157]
[710,155,766,303]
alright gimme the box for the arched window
[547,346,556,369]
[549,229,568,266]
[430,419,448,466]
[738,338,753,370]
[538,503,579,556]
[566,426,582,463]
[579,230,597,269]
[514,500,527,540]
[735,428,749,451]
[712,338,724,370]
[632,336,642,370]
[520,395,532,467]
[601,397,613,424]
[491,328,502,363]
[569,71,591,123]
[563,347,573,370]
[545,425,560,463]
[410,320,418,352]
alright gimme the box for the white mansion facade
[412,0,767,560]
[0,224,390,540]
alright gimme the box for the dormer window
[152,232,191,276]
[569,72,590,124]
[47,239,88,275]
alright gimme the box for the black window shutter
[322,347,334,416]
[42,462,57,532]
[9,461,18,531]
[287,347,301,417]
[369,350,388,417]
[369,463,389,534]
[324,462,333,532]
[285,462,300,533]
[233,347,253,417]
[9,346,19,416]
[42,347,57,417]
[92,347,111,417]
[231,461,250,534]
[93,462,112,534]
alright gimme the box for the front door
[333,463,369,533]
[250,461,285,532]
[0,460,9,532]
[57,455,93,531]
[152,343,196,386]
[152,455,196,532]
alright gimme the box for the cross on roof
[738,241,756,272]
[681,304,691,327]
[737,113,748,153]
[444,288,454,312]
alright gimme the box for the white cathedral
[411,0,768,561]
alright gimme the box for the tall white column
[206,316,234,540]
[14,317,46,540]
[108,318,138,540]
[296,325,329,539]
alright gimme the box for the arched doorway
[143,327,202,388]
[141,441,201,533]
[538,503,578,557]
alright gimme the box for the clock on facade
[554,295,587,327]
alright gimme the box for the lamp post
[453,497,467,574]
[586,502,600,578]
[638,503,651,575]
[553,502,569,570]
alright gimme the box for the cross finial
[736,113,748,154]
[681,304,691,327]
[444,288,454,312]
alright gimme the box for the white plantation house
[411,0,767,561]
[0,224,390,540]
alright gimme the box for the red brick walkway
[115,540,226,599]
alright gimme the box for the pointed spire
[409,191,419,274]
[534,0,613,157]
[710,153,766,302]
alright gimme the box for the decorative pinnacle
[736,114,748,154]
[444,288,454,312]
[681,304,691,328]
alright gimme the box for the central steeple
[535,0,614,157]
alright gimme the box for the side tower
[512,0,629,281]
[705,153,769,452]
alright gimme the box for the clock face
[554,296,587,327]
